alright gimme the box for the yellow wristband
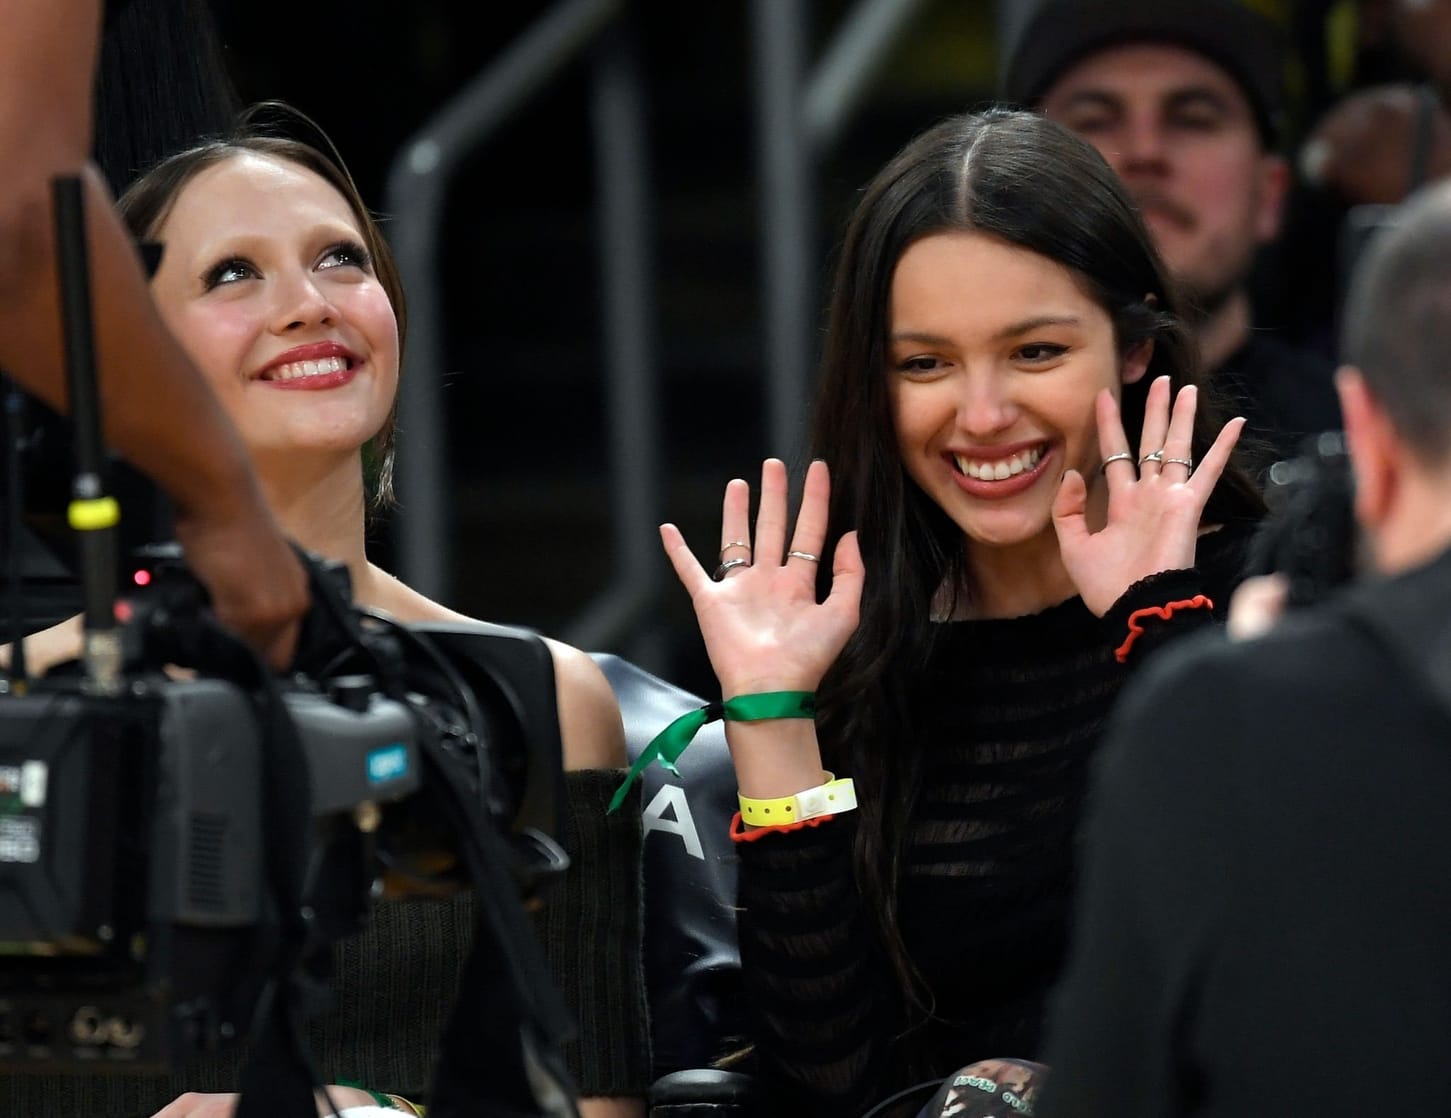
[67,496,120,531]
[738,774,857,826]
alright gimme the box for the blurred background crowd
[83,0,1451,695]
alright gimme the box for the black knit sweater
[735,525,1254,1115]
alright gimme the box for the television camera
[1245,429,1360,609]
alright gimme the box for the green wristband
[607,690,816,813]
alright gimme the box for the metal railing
[751,0,931,465]
[383,0,663,661]
[384,0,930,658]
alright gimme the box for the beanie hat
[1000,0,1287,147]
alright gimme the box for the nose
[270,269,338,333]
[1113,113,1169,177]
[955,369,1017,437]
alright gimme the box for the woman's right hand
[171,487,308,673]
[659,458,863,698]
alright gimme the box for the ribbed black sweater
[735,525,1253,1116]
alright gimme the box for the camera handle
[51,176,122,691]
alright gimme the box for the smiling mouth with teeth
[952,445,1046,481]
[261,354,352,382]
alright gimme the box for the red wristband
[1113,594,1213,663]
[728,810,836,843]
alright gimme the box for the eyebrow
[890,315,1083,347]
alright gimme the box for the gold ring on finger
[719,539,752,559]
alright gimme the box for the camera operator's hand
[150,1085,384,1118]
[1227,573,1289,641]
[171,483,308,672]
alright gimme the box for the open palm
[660,458,864,696]
[1053,378,1245,617]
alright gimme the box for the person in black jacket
[1041,178,1451,1118]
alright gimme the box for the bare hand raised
[1052,376,1245,617]
[660,458,863,697]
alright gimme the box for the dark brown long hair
[117,101,407,511]
[809,107,1264,1012]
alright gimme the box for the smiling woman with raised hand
[659,108,1264,1117]
[0,102,648,1118]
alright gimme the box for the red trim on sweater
[1113,594,1214,663]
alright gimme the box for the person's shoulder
[1122,590,1361,733]
[361,566,476,625]
[1091,606,1339,820]
[540,637,616,702]
[540,637,626,768]
[359,564,623,763]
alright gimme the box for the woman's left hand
[1052,375,1245,617]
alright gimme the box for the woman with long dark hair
[660,108,1264,1115]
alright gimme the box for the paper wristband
[607,690,816,813]
[738,775,856,826]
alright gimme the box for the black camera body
[0,674,420,1069]
[0,553,571,1080]
[1246,430,1360,609]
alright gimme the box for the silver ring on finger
[712,557,751,581]
[1138,448,1166,467]
[1163,456,1194,470]
[719,539,752,560]
[1099,451,1135,475]
[786,550,820,563]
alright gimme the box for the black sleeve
[533,769,652,1097]
[1039,643,1244,1118]
[734,815,898,1110]
[1099,520,1256,667]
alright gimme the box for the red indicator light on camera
[132,569,152,587]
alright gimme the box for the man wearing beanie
[1002,0,1342,472]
